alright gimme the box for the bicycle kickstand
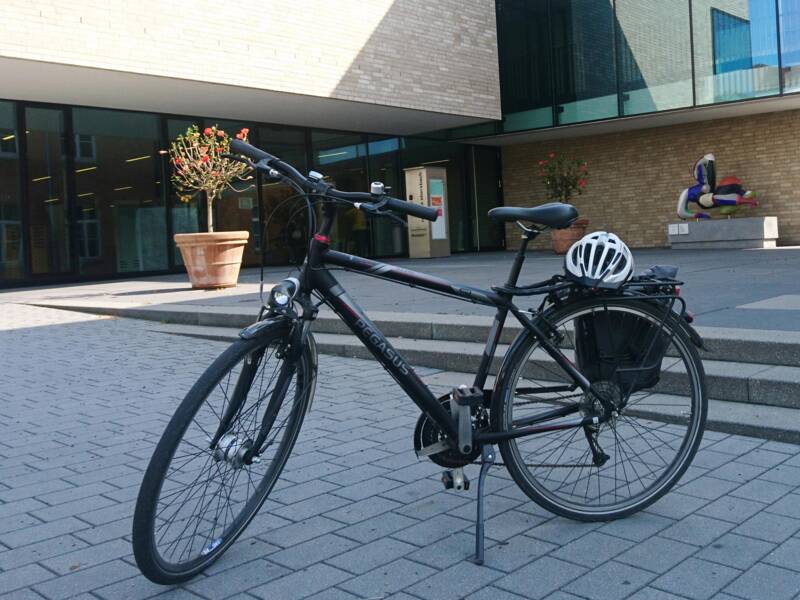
[471,444,496,565]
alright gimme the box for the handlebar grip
[384,196,439,222]
[229,139,275,163]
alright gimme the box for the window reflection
[616,0,693,115]
[497,0,554,132]
[26,107,70,275]
[312,131,369,255]
[72,108,166,275]
[552,0,618,124]
[0,102,22,279]
[368,136,406,257]
[780,0,800,92]
[693,0,780,104]
[258,126,308,265]
[167,119,200,266]
[209,120,258,266]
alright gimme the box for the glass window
[693,0,780,104]
[167,118,200,265]
[209,120,259,266]
[552,0,618,124]
[780,0,800,92]
[26,107,71,276]
[498,0,554,132]
[368,136,406,257]
[616,0,693,115]
[258,126,308,265]
[311,131,369,255]
[0,101,22,280]
[72,107,166,275]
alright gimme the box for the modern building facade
[1,1,799,287]
[483,0,800,249]
[0,1,503,286]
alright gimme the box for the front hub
[212,434,254,469]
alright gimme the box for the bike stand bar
[472,444,496,565]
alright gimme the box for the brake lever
[354,198,407,228]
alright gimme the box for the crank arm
[416,439,450,457]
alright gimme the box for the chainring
[413,395,485,468]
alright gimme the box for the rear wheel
[493,298,706,521]
[132,323,317,583]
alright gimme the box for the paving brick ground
[1,303,800,599]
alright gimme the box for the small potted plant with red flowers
[538,152,590,254]
[171,124,253,288]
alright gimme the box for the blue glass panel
[780,0,800,92]
[694,0,779,104]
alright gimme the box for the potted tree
[171,124,253,288]
[538,152,590,254]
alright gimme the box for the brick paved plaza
[2,303,800,599]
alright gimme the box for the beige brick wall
[501,109,800,249]
[0,0,500,119]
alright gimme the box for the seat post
[505,228,538,288]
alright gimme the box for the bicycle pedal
[441,468,470,491]
[452,385,484,408]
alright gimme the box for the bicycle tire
[132,321,317,584]
[492,297,706,521]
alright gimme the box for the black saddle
[488,202,578,229]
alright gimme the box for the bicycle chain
[484,392,598,467]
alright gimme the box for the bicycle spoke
[506,301,703,515]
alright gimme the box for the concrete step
[138,321,800,445]
[142,322,800,411]
[29,300,800,368]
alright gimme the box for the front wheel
[132,322,317,584]
[493,298,706,521]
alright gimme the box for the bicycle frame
[296,202,599,446]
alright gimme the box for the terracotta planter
[174,231,250,289]
[551,218,589,255]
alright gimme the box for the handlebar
[229,138,275,163]
[229,139,439,222]
[325,189,439,222]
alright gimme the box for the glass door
[471,145,505,250]
[368,136,406,257]
[25,106,71,276]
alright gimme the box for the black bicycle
[132,139,707,583]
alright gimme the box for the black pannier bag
[573,265,678,395]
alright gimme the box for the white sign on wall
[429,177,446,240]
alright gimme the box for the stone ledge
[668,216,779,249]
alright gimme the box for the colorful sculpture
[677,153,758,219]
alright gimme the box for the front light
[273,290,290,306]
[268,277,299,309]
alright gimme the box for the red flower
[538,160,546,166]
[217,130,225,137]
[579,164,588,172]
[174,157,182,164]
[215,147,223,152]
[201,155,210,163]
[203,127,213,136]
[578,179,586,188]
[548,152,556,159]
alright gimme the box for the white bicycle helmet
[564,231,634,289]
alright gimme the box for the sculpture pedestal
[667,216,779,249]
